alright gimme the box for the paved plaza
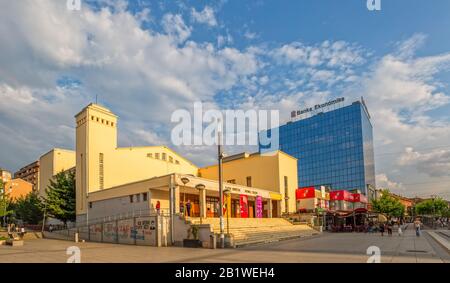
[1,225,448,263]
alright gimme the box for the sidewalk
[389,224,445,263]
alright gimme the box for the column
[199,188,207,218]
[267,199,273,218]
[174,186,180,215]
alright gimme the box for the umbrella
[377,214,388,222]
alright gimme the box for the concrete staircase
[188,217,318,247]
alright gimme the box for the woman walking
[379,222,385,236]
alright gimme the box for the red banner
[240,195,248,218]
[330,190,353,201]
[352,193,368,203]
[296,187,316,199]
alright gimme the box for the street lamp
[195,183,205,224]
[217,119,225,249]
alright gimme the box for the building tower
[75,103,118,224]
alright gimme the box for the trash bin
[210,234,216,249]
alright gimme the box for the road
[0,224,448,263]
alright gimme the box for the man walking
[414,218,422,237]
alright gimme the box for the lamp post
[431,195,436,229]
[195,184,205,224]
[217,119,225,249]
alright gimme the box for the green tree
[415,198,448,216]
[0,180,13,224]
[371,189,405,218]
[41,170,76,226]
[13,192,44,225]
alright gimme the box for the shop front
[177,174,282,219]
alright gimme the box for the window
[106,121,109,125]
[99,153,104,190]
[227,179,236,184]
[111,122,114,127]
[143,192,148,202]
[169,156,173,163]
[91,116,94,120]
[162,153,166,161]
[89,202,92,209]
[147,153,153,158]
[175,160,180,165]
[130,195,134,203]
[246,176,252,187]
[155,153,160,159]
[136,194,140,202]
[101,119,104,123]
[97,117,99,122]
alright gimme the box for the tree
[41,170,76,226]
[415,198,448,216]
[13,192,44,225]
[0,180,13,225]
[371,189,405,218]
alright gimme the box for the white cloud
[376,174,405,192]
[161,13,192,43]
[398,147,450,177]
[0,0,260,170]
[191,6,217,27]
[272,40,365,69]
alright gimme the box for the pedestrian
[387,221,393,236]
[156,200,161,215]
[379,222,385,236]
[49,224,53,233]
[398,225,403,236]
[186,200,191,217]
[414,218,421,237]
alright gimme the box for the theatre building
[75,104,299,225]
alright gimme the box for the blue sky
[1,0,450,198]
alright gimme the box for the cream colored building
[74,103,299,226]
[199,151,298,217]
[75,104,198,224]
[38,148,76,197]
[0,168,12,183]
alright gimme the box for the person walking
[398,224,403,236]
[387,221,393,236]
[186,200,191,217]
[414,218,421,237]
[379,222,385,236]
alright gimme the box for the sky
[1,0,450,199]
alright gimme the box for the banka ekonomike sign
[291,97,345,119]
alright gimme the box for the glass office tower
[260,99,375,195]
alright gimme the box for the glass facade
[260,101,375,195]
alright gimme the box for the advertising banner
[240,195,248,218]
[135,216,156,246]
[296,187,316,199]
[102,221,118,243]
[256,196,263,218]
[89,224,103,242]
[118,219,135,244]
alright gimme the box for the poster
[240,195,248,218]
[256,196,263,218]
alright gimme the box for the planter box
[183,239,202,248]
